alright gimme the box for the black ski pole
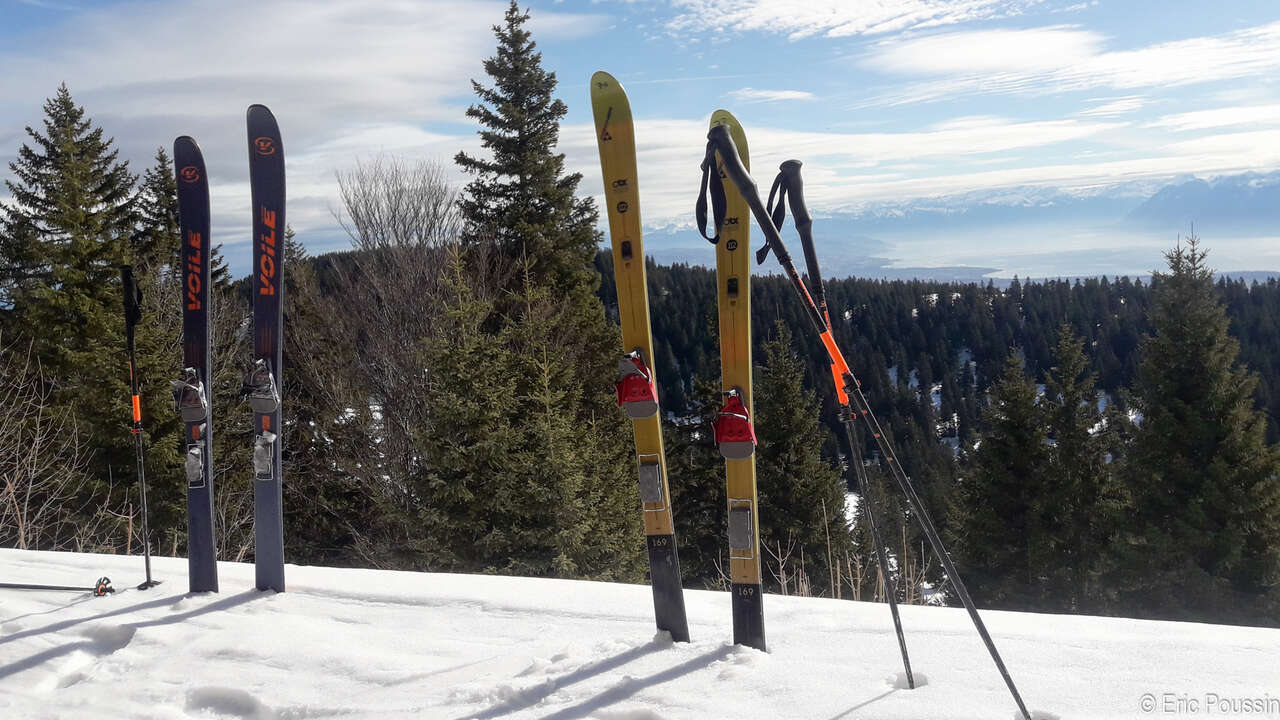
[121,266,159,591]
[767,159,914,689]
[0,577,115,596]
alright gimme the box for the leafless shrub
[0,336,96,550]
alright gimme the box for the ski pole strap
[778,161,828,315]
[762,172,788,264]
[695,143,727,243]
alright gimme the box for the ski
[172,136,219,594]
[701,110,765,651]
[590,71,690,643]
[244,104,286,592]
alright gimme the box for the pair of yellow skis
[590,71,765,650]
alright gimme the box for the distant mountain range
[631,171,1280,282]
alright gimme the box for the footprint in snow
[185,686,276,720]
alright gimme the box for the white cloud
[727,88,817,103]
[861,21,1280,106]
[0,0,600,262]
[864,26,1101,75]
[563,114,1126,222]
[1077,96,1146,118]
[667,0,1045,40]
[1145,104,1280,132]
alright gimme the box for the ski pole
[121,266,159,591]
[767,160,914,689]
[698,127,1032,720]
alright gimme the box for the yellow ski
[590,70,690,642]
[708,109,765,650]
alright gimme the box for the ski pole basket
[94,577,114,596]
[713,388,756,459]
[616,350,659,419]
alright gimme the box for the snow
[3,549,1279,720]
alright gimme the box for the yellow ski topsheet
[590,71,675,537]
[710,109,762,586]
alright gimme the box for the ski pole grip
[706,124,793,268]
[120,265,142,330]
[706,124,757,204]
[779,160,812,238]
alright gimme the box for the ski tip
[710,108,741,127]
[246,104,278,124]
[173,135,202,157]
[591,69,618,88]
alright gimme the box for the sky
[1,0,1278,275]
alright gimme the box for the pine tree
[132,148,181,280]
[951,350,1049,609]
[1122,237,1280,620]
[753,323,853,597]
[441,0,643,581]
[0,85,174,546]
[454,0,599,300]
[1042,324,1112,611]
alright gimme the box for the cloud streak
[727,87,816,103]
[860,21,1280,106]
[667,0,1045,40]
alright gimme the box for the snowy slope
[2,549,1277,720]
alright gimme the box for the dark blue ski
[172,136,218,593]
[245,104,286,592]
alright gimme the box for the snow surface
[3,549,1278,719]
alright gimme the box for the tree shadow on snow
[534,645,735,720]
[0,590,264,681]
[460,639,672,720]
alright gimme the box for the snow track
[1,549,1277,719]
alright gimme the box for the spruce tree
[443,1,643,581]
[1123,238,1280,620]
[0,85,177,546]
[133,148,181,280]
[753,323,853,596]
[1042,324,1112,611]
[951,350,1048,608]
[455,0,599,299]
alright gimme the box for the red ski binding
[713,388,756,459]
[616,351,659,419]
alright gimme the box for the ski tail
[591,71,690,643]
[173,135,219,593]
[246,104,286,593]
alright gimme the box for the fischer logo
[254,137,276,156]
[180,165,200,183]
[258,208,277,295]
[185,231,203,310]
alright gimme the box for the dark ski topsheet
[246,104,286,592]
[173,135,218,593]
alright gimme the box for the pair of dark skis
[700,125,1034,720]
[126,105,286,594]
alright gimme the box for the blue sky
[2,0,1279,274]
